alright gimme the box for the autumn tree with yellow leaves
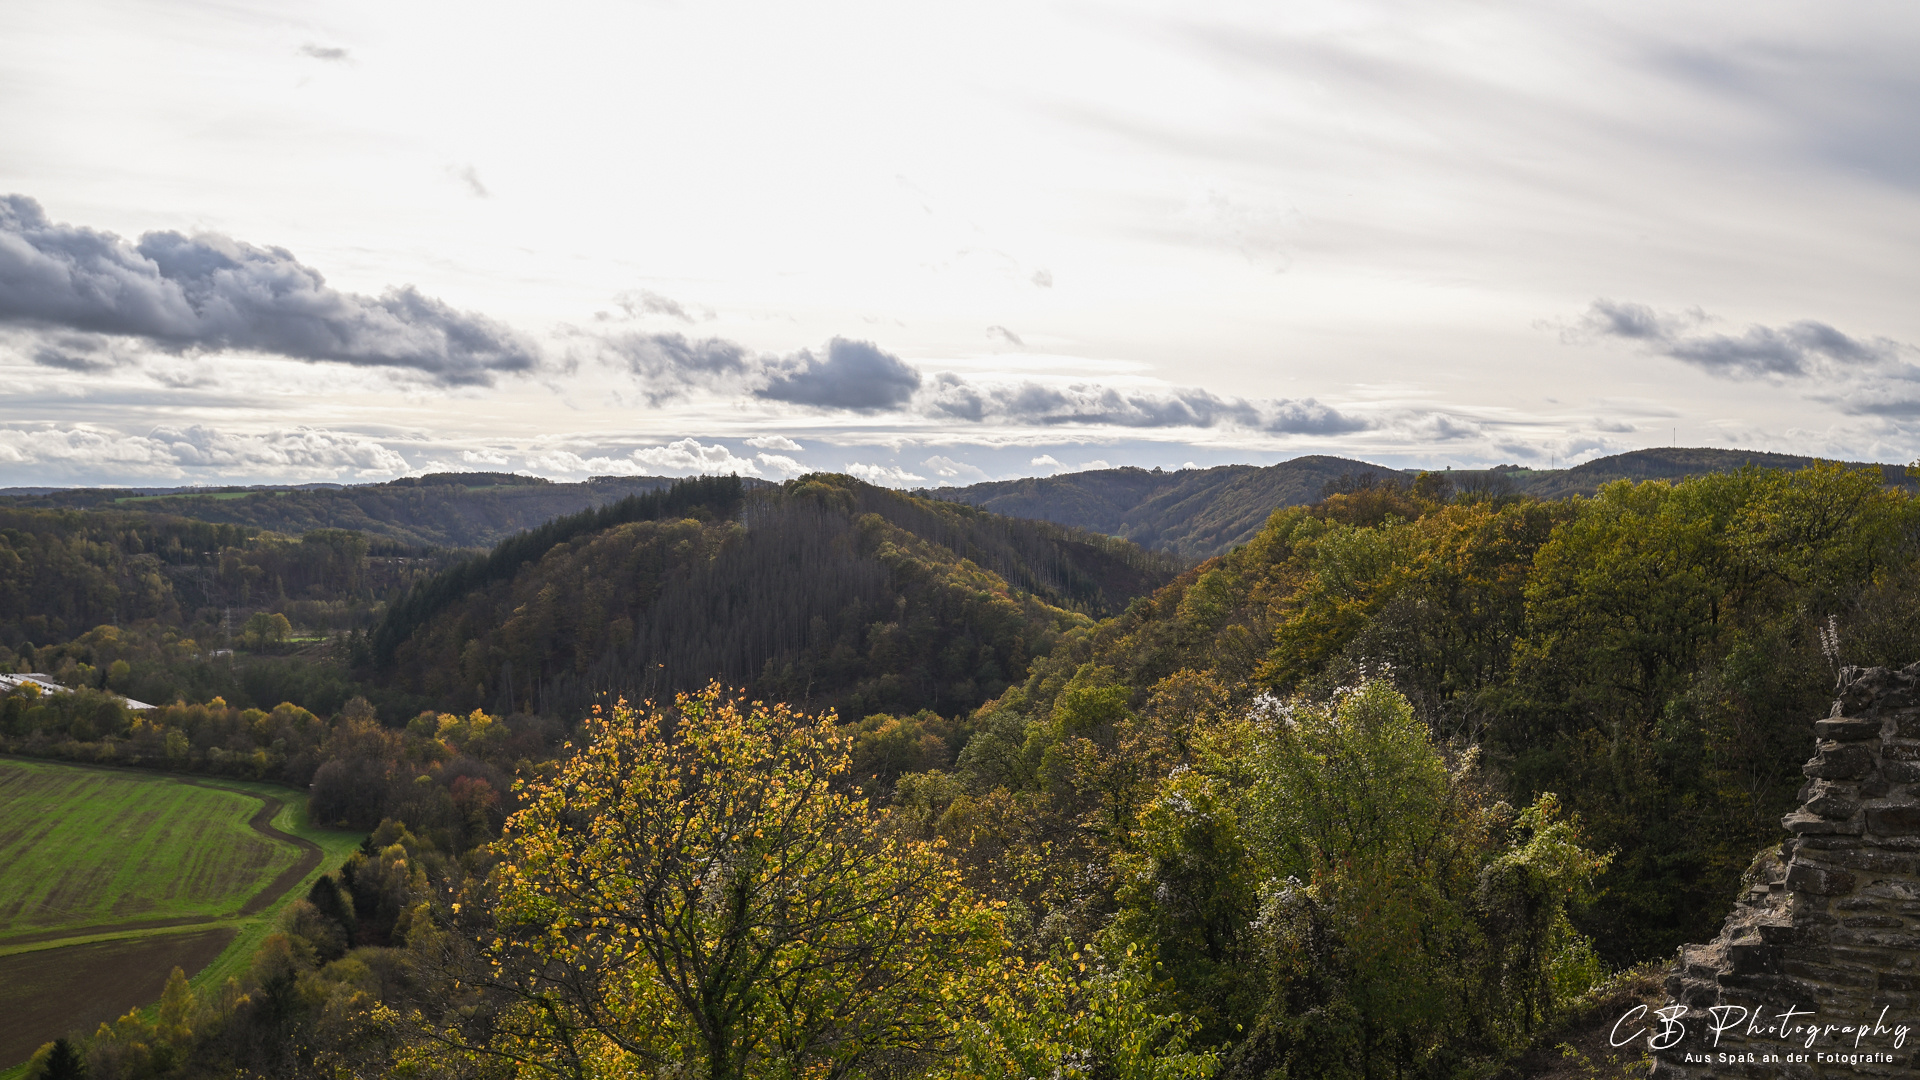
[480,684,1005,1080]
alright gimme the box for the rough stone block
[1783,811,1863,835]
[1885,742,1920,761]
[1756,923,1805,945]
[1807,791,1862,819]
[1835,929,1920,949]
[1727,941,1780,974]
[1787,863,1858,894]
[1807,744,1875,778]
[1794,834,1863,849]
[1883,761,1920,783]
[1818,718,1883,742]
[1868,805,1920,835]
[1841,914,1906,928]
[1824,849,1917,873]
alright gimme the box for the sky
[2,0,1918,488]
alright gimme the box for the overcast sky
[3,0,1918,487]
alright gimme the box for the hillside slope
[934,447,1913,555]
[371,474,1182,721]
[0,473,689,549]
[927,455,1396,557]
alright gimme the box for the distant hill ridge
[0,473,697,549]
[928,447,1915,556]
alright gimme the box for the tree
[241,610,293,650]
[1157,680,1607,1080]
[36,1038,86,1080]
[485,683,1003,1080]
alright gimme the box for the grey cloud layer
[0,196,539,386]
[599,332,921,413]
[756,338,922,412]
[598,325,1365,433]
[1579,299,1905,380]
[924,373,1365,434]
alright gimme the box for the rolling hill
[368,473,1183,723]
[0,472,694,549]
[930,447,1915,556]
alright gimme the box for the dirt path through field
[178,779,323,916]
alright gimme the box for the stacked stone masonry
[1650,663,1920,1079]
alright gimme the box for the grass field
[113,491,264,503]
[0,762,295,939]
[0,759,363,1070]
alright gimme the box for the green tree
[485,683,1003,1080]
[947,944,1218,1080]
[1182,681,1605,1080]
[36,1037,86,1080]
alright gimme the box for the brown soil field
[0,928,236,1066]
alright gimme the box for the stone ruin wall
[1651,663,1920,1079]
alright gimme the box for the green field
[0,759,363,1069]
[0,762,294,938]
[112,490,265,503]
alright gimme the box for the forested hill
[370,473,1182,722]
[927,455,1398,556]
[0,472,693,548]
[931,446,1913,555]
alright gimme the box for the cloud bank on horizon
[1,0,1917,487]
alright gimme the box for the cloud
[520,438,766,480]
[756,337,923,412]
[631,438,763,476]
[461,448,510,465]
[613,289,705,323]
[1031,454,1062,469]
[923,455,989,483]
[452,165,489,198]
[755,453,807,477]
[845,462,925,487]
[592,331,920,412]
[746,434,802,451]
[1575,299,1905,379]
[986,325,1024,347]
[300,44,350,62]
[923,374,1365,434]
[0,195,539,386]
[1405,414,1482,441]
[596,331,753,403]
[0,423,409,483]
[1031,269,1053,288]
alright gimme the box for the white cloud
[523,450,644,478]
[461,448,510,465]
[756,452,807,477]
[630,438,763,476]
[845,462,925,487]
[923,455,989,484]
[746,434,804,451]
[1081,459,1111,470]
[0,424,410,485]
[1030,454,1062,469]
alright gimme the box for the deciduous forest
[6,459,1916,1080]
